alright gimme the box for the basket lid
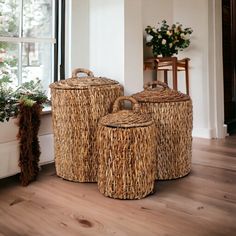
[132,81,190,103]
[99,96,153,128]
[49,68,119,90]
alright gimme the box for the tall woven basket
[132,81,193,180]
[50,68,123,182]
[97,96,157,199]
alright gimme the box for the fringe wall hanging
[0,78,48,186]
[17,103,42,186]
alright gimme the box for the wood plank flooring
[0,137,235,236]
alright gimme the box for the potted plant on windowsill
[145,20,193,57]
[0,78,48,186]
[0,78,18,122]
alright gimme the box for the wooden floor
[0,137,236,236]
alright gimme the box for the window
[0,0,63,95]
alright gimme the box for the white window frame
[0,0,57,86]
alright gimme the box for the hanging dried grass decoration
[97,96,157,199]
[17,103,42,186]
[50,68,123,182]
[132,81,193,180]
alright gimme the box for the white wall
[172,0,210,137]
[172,0,224,138]
[65,0,72,77]
[142,0,173,59]
[141,0,225,138]
[65,0,90,77]
[67,0,225,138]
[71,0,90,72]
[142,0,173,85]
[89,0,124,83]
[81,0,143,95]
[124,0,143,94]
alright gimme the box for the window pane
[0,41,18,86]
[23,0,53,38]
[22,42,52,94]
[0,0,20,37]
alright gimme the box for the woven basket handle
[72,68,94,77]
[112,96,140,113]
[144,80,169,90]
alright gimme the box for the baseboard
[192,125,228,139]
[192,128,216,139]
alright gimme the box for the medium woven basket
[97,96,156,199]
[132,81,193,180]
[50,68,123,182]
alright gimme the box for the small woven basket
[132,81,193,180]
[50,68,123,182]
[97,96,157,199]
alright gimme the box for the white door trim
[208,0,226,138]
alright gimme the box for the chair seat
[144,57,190,95]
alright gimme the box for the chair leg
[164,70,168,85]
[185,60,189,95]
[172,58,178,91]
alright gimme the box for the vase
[161,53,174,57]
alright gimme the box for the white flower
[152,28,157,33]
[185,33,190,39]
[146,34,153,43]
[162,39,166,45]
[166,30,172,36]
[158,35,162,39]
[169,43,173,48]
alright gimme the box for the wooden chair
[144,57,190,95]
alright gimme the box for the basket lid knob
[99,96,153,128]
[132,80,191,103]
[72,68,94,77]
[49,68,120,89]
[112,96,140,113]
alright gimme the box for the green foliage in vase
[145,20,193,57]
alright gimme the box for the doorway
[222,0,236,134]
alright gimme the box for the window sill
[42,106,52,115]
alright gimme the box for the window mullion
[18,43,22,85]
[0,37,56,44]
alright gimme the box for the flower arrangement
[145,20,193,57]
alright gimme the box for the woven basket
[50,68,123,182]
[132,81,193,180]
[97,96,156,199]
